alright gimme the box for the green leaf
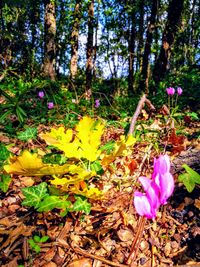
[33,235,41,243]
[178,173,195,193]
[42,153,67,165]
[100,141,115,154]
[178,164,200,192]
[90,160,104,175]
[37,195,71,212]
[73,196,91,215]
[22,182,48,209]
[0,174,11,192]
[17,127,38,141]
[39,236,49,243]
[28,239,41,253]
[16,105,27,123]
[182,164,200,184]
[0,144,10,166]
[33,244,41,253]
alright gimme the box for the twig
[72,246,132,267]
[128,94,155,135]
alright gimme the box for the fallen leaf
[194,198,200,210]
[67,258,92,267]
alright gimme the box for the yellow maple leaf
[76,116,104,161]
[39,117,104,162]
[4,151,71,176]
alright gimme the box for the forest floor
[0,108,200,267]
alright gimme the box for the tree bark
[137,0,144,72]
[70,0,82,80]
[153,0,184,83]
[139,0,158,93]
[128,1,136,96]
[85,0,94,100]
[43,0,56,80]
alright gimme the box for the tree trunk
[43,0,56,81]
[128,2,136,96]
[70,0,82,80]
[153,0,184,84]
[137,0,144,72]
[140,0,158,93]
[85,0,94,100]
[93,0,100,79]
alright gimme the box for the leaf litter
[0,109,200,267]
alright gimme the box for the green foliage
[28,235,49,254]
[21,182,91,215]
[17,127,38,141]
[178,164,200,192]
[0,144,10,168]
[42,153,67,165]
[37,195,71,212]
[73,196,91,215]
[22,182,49,209]
[0,174,12,193]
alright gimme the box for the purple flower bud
[38,91,45,98]
[166,87,175,95]
[47,102,54,109]
[95,99,100,108]
[177,87,183,95]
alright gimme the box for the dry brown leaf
[43,247,57,262]
[1,256,18,267]
[42,261,57,267]
[194,198,200,210]
[67,258,92,267]
[0,222,35,250]
[117,226,134,242]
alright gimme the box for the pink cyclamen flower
[133,154,174,219]
[152,155,174,204]
[38,91,45,98]
[166,87,175,95]
[47,102,54,109]
[95,99,100,108]
[134,192,157,219]
[177,87,183,95]
[134,177,160,219]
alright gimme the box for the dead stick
[128,94,155,135]
[72,246,133,267]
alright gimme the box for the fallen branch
[128,94,155,135]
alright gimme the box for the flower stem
[126,216,147,264]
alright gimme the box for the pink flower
[152,154,171,178]
[95,99,100,108]
[177,87,183,95]
[47,102,54,109]
[134,192,157,219]
[134,177,160,219]
[133,154,174,219]
[38,91,45,98]
[166,87,175,95]
[152,155,174,204]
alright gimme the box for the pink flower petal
[155,173,174,204]
[139,177,160,210]
[152,155,170,179]
[134,192,156,219]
